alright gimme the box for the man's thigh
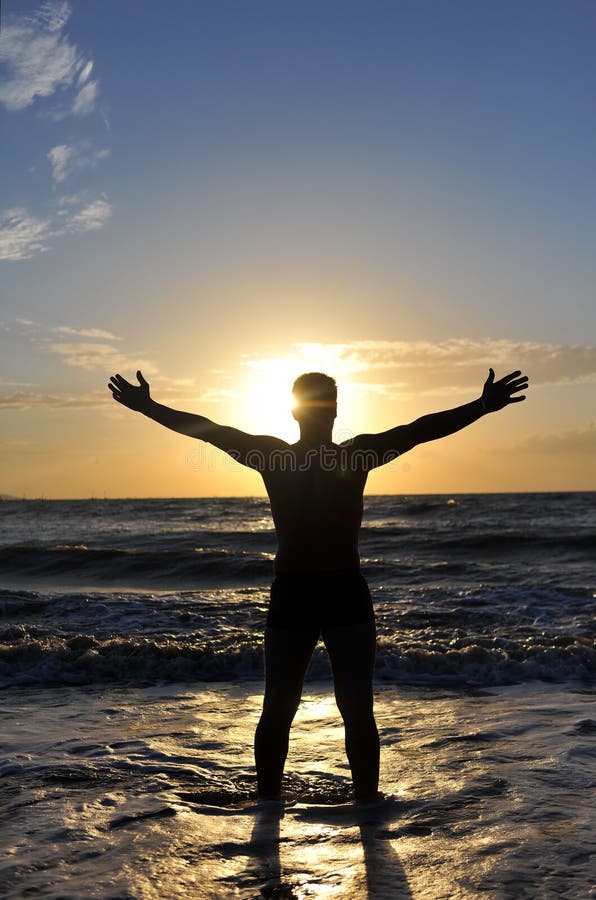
[321,621,377,708]
[262,626,320,707]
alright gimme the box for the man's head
[292,372,337,426]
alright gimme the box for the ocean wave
[360,527,596,553]
[3,530,591,588]
[0,543,275,585]
[433,531,596,552]
[1,630,593,689]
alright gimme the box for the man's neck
[297,427,334,448]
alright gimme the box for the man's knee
[334,692,375,726]
[261,692,301,722]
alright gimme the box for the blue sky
[1,0,595,496]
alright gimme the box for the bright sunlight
[237,344,366,441]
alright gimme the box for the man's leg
[322,620,380,803]
[254,626,319,798]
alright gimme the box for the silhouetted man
[109,366,528,803]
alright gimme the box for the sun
[240,356,305,441]
[236,345,365,442]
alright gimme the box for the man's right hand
[108,370,152,412]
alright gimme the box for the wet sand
[2,679,595,897]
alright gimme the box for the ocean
[1,493,594,897]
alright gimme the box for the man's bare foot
[354,790,385,806]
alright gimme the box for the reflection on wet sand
[245,793,414,898]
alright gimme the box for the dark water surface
[1,493,594,687]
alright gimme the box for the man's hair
[292,372,337,407]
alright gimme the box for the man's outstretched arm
[347,368,529,466]
[108,371,288,467]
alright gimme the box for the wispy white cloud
[72,78,99,115]
[0,319,212,415]
[56,191,87,207]
[197,388,236,403]
[61,198,112,233]
[48,141,109,183]
[2,323,207,412]
[244,339,596,397]
[6,319,191,385]
[46,341,158,373]
[0,3,110,262]
[52,325,120,340]
[0,208,52,260]
[0,194,112,259]
[77,60,93,85]
[0,384,231,412]
[495,422,596,456]
[8,319,120,342]
[0,1,95,113]
[0,390,109,410]
[47,144,73,183]
[0,438,34,447]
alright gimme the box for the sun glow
[236,344,367,442]
[240,356,305,442]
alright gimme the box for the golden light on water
[299,695,338,720]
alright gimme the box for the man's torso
[260,443,368,573]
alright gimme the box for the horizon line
[1,489,594,501]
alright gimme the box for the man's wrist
[478,396,488,413]
[139,396,155,416]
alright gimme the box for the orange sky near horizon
[1,331,595,498]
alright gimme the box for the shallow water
[1,680,595,898]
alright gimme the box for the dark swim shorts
[266,568,375,633]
